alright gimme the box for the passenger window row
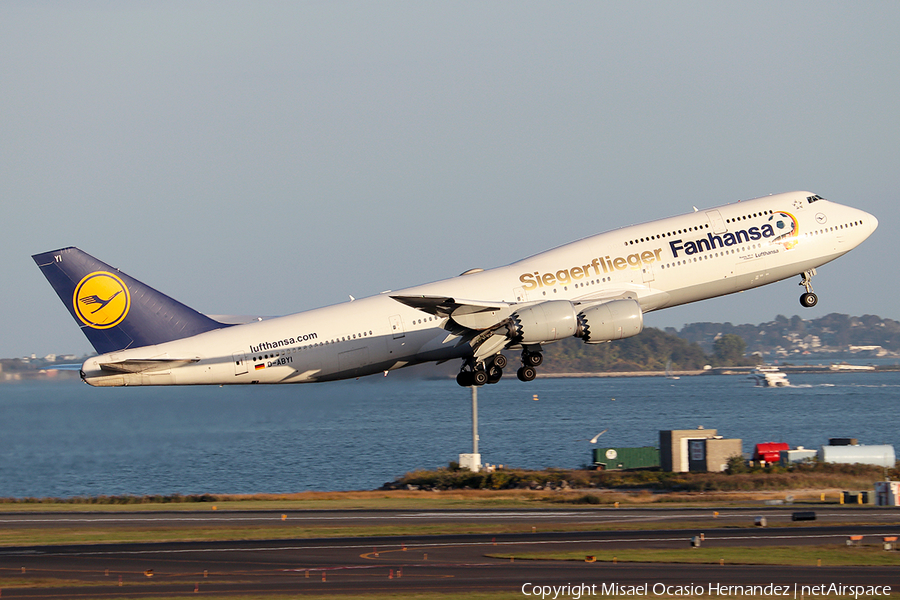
[624,209,780,248]
[251,329,376,361]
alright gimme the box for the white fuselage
[80,191,877,386]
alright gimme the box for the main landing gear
[516,348,542,382]
[456,354,507,387]
[799,269,818,308]
[456,349,547,386]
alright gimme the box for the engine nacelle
[508,300,578,343]
[576,299,643,343]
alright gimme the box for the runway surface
[0,507,897,598]
[4,504,900,528]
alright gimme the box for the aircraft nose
[860,209,878,237]
[868,212,879,233]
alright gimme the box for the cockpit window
[807,194,825,204]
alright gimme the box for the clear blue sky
[3,2,897,358]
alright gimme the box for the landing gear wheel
[487,365,503,384]
[472,370,488,386]
[798,269,817,308]
[492,354,508,369]
[524,352,543,367]
[517,366,537,382]
[456,371,474,387]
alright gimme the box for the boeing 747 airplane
[34,191,876,387]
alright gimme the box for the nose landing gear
[799,269,818,308]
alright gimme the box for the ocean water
[0,372,897,498]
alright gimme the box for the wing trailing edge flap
[392,295,517,359]
[574,290,670,313]
[390,295,515,330]
[98,358,199,374]
[471,332,510,362]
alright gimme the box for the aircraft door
[389,314,405,339]
[513,286,527,302]
[706,210,727,234]
[641,263,655,284]
[232,352,248,375]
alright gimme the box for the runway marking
[19,531,900,557]
[283,563,462,573]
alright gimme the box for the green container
[592,446,660,470]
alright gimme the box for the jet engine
[576,299,643,343]
[506,298,643,345]
[470,297,644,387]
[507,300,579,343]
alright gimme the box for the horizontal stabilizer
[206,314,273,325]
[98,358,199,374]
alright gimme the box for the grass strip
[11,592,870,600]
[10,595,559,600]
[2,516,877,548]
[0,521,704,547]
[0,494,542,512]
[5,593,896,600]
[0,516,890,548]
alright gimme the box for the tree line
[539,328,752,373]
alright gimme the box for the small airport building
[659,427,742,473]
[592,446,660,471]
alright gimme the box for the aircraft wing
[390,295,515,330]
[392,291,658,364]
[390,291,663,334]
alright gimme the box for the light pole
[459,385,482,472]
[472,385,478,455]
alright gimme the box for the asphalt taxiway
[0,507,897,598]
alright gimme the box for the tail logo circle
[73,271,131,329]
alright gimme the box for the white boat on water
[665,360,680,380]
[751,366,790,387]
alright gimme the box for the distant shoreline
[538,365,900,378]
[2,363,898,384]
[537,370,704,378]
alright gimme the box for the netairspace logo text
[520,582,892,599]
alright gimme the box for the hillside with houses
[3,313,898,382]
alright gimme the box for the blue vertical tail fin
[33,247,227,354]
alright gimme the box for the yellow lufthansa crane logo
[73,271,131,329]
